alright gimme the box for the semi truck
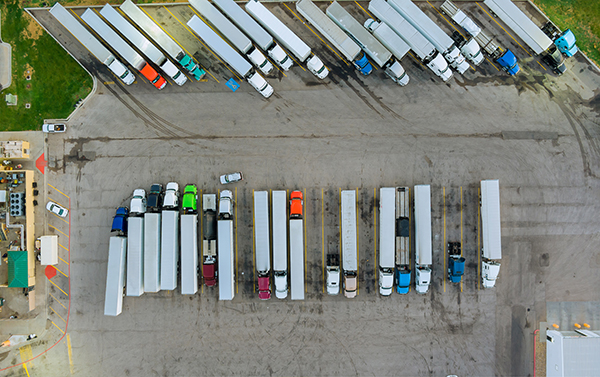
[378,188,395,296]
[80,9,167,90]
[99,4,186,86]
[254,191,271,300]
[126,216,144,296]
[366,0,452,82]
[296,0,372,76]
[189,0,273,75]
[104,236,127,316]
[440,0,519,75]
[213,0,293,71]
[202,194,217,287]
[119,0,206,80]
[387,0,473,73]
[218,190,235,300]
[327,2,409,85]
[341,190,357,299]
[395,187,411,294]
[144,212,161,292]
[49,3,135,85]
[187,16,274,98]
[447,242,465,283]
[160,209,179,291]
[483,0,571,74]
[289,191,304,300]
[180,213,198,295]
[245,0,329,79]
[272,190,288,299]
[414,185,432,294]
[480,179,501,288]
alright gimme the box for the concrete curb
[25,8,99,126]
[0,10,13,91]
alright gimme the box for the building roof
[547,329,600,377]
[8,250,28,287]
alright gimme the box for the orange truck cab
[290,191,303,218]
[140,63,167,90]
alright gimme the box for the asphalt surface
[3,1,600,376]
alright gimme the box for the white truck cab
[306,56,329,79]
[219,190,233,217]
[130,189,147,214]
[326,266,340,295]
[428,53,453,81]
[163,182,179,208]
[268,44,293,70]
[247,49,274,75]
[274,271,288,299]
[460,39,484,65]
[160,60,187,86]
[107,59,135,85]
[247,73,274,98]
[445,46,470,73]
[415,267,431,294]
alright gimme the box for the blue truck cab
[395,268,411,294]
[353,53,373,76]
[497,49,520,76]
[554,29,578,57]
[111,207,129,234]
[448,257,465,283]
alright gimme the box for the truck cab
[247,73,274,99]
[290,191,303,218]
[496,50,520,75]
[219,190,233,219]
[258,275,271,300]
[343,272,357,298]
[111,207,129,234]
[268,44,293,71]
[378,268,394,296]
[182,184,198,214]
[147,183,163,211]
[415,267,431,294]
[140,64,167,90]
[326,254,340,296]
[274,271,288,298]
[395,268,410,294]
[203,260,217,287]
[353,53,373,76]
[306,56,329,79]
[541,45,567,74]
[130,189,147,215]
[482,260,500,288]
[426,53,453,82]
[163,182,179,209]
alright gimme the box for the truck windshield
[120,71,130,79]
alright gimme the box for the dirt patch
[19,12,43,43]
[22,64,34,79]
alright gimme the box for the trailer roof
[218,220,235,300]
[481,180,502,259]
[126,217,145,296]
[379,188,396,268]
[104,237,127,316]
[180,214,198,295]
[341,190,358,271]
[272,191,288,271]
[414,185,432,265]
[160,210,179,291]
[213,0,274,51]
[289,219,304,300]
[254,191,271,272]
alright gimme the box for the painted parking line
[234,187,238,294]
[283,2,349,66]
[49,225,69,238]
[54,265,69,278]
[200,189,204,294]
[19,345,33,376]
[477,187,481,290]
[139,6,220,83]
[408,187,411,293]
[303,188,307,296]
[373,188,377,288]
[50,306,66,323]
[67,334,75,375]
[354,1,373,18]
[49,279,69,297]
[182,5,242,81]
[355,187,359,296]
[48,184,70,199]
[442,187,446,293]
[51,320,65,334]
[59,257,70,265]
[321,189,325,293]
[252,190,256,294]
[485,56,501,71]
[460,186,464,293]
[51,213,70,225]
[49,292,67,310]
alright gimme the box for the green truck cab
[182,184,198,213]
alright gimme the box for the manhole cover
[25,103,30,109]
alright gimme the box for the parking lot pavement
[13,1,600,376]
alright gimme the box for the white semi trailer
[367,0,452,81]
[245,0,329,79]
[99,4,187,85]
[119,0,206,80]
[213,0,293,70]
[144,212,161,293]
[180,214,198,295]
[187,15,274,98]
[160,210,179,291]
[272,190,288,299]
[218,190,235,300]
[379,188,395,296]
[341,190,358,299]
[387,0,473,73]
[189,0,273,75]
[296,0,373,76]
[481,179,501,288]
[49,3,135,85]
[104,236,127,316]
[414,185,432,294]
[327,2,409,85]
[127,216,144,296]
[254,191,271,300]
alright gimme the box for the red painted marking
[44,266,57,279]
[35,154,47,174]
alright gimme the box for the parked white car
[163,182,179,208]
[46,201,68,217]
[220,172,243,185]
[42,124,66,133]
[130,189,147,214]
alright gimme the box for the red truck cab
[290,190,303,218]
[258,276,271,300]
[203,263,216,287]
[140,63,167,90]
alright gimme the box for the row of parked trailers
[105,180,502,316]
[51,0,577,97]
